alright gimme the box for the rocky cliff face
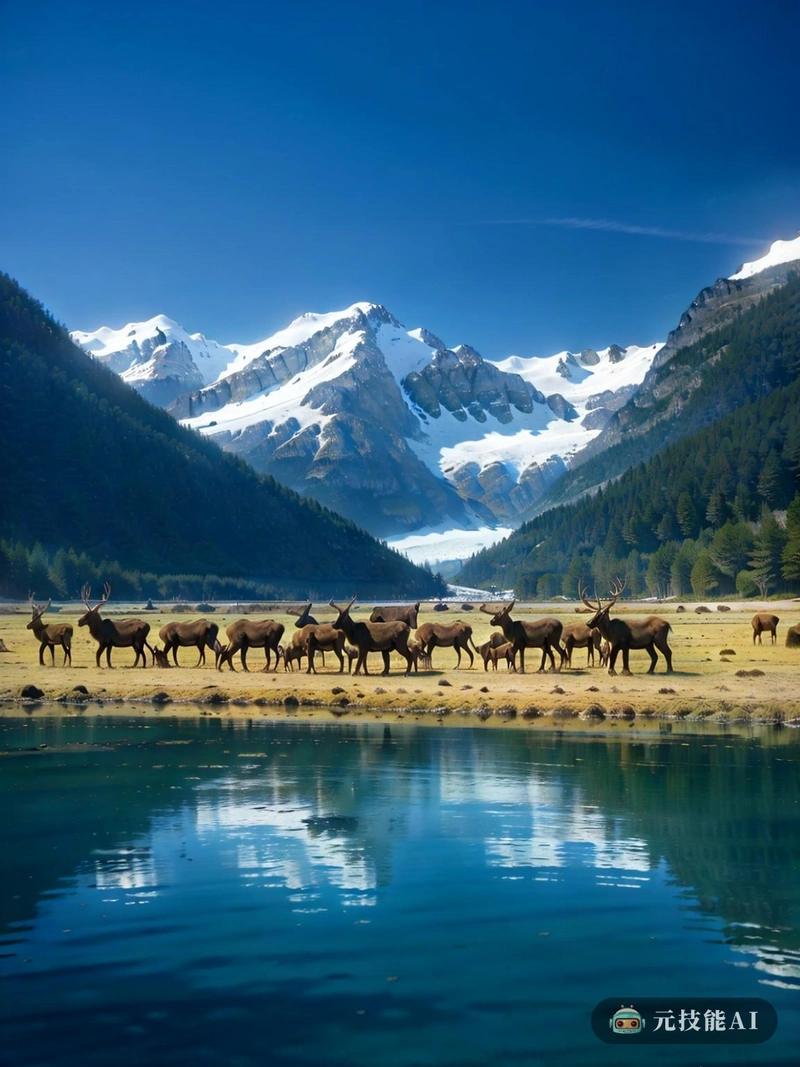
[576,261,798,463]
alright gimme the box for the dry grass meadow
[2,600,800,734]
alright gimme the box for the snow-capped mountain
[72,314,235,407]
[72,303,662,537]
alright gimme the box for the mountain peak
[730,233,800,281]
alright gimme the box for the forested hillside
[0,275,445,599]
[521,270,800,518]
[460,278,800,598]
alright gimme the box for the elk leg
[465,644,474,669]
[96,644,103,668]
[608,647,618,676]
[306,644,316,674]
[381,649,391,676]
[537,644,549,673]
[171,644,180,667]
[658,640,674,673]
[240,646,249,672]
[38,642,46,666]
[646,643,658,673]
[196,645,205,667]
[454,645,462,669]
[334,648,344,674]
[621,648,632,675]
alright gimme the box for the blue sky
[3,0,800,359]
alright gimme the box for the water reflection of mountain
[1,714,798,990]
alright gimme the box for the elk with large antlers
[158,618,221,666]
[27,593,73,666]
[217,618,285,671]
[479,601,565,673]
[78,583,154,668]
[579,579,673,675]
[329,597,413,675]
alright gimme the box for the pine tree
[691,551,719,596]
[781,495,800,582]
[749,508,787,596]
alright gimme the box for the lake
[1,712,799,1066]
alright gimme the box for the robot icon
[610,1005,645,1035]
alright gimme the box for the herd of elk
[27,594,73,665]
[579,579,673,675]
[78,583,154,668]
[25,590,797,680]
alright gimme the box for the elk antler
[605,577,626,608]
[101,581,112,605]
[578,581,602,612]
[81,583,93,608]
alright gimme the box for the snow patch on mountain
[730,235,800,281]
[422,342,664,477]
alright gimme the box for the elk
[217,618,285,671]
[283,643,305,671]
[478,636,516,672]
[752,613,779,645]
[329,597,413,676]
[579,579,673,675]
[370,602,421,628]
[561,622,602,668]
[158,618,221,666]
[415,621,477,669]
[151,645,172,668]
[479,602,565,673]
[407,637,432,672]
[27,593,73,666]
[298,622,347,674]
[78,583,154,668]
[291,602,319,627]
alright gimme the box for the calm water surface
[1,712,799,1067]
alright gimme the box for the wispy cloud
[483,216,766,248]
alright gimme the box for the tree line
[460,278,800,599]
